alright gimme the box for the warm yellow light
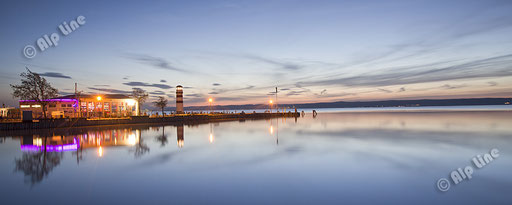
[209,133,214,143]
[269,100,273,104]
[34,138,43,146]
[208,98,213,103]
[270,126,274,134]
[98,147,103,157]
[177,139,184,148]
[127,99,136,106]
[128,134,136,145]
[96,96,102,101]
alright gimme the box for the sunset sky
[1,0,512,107]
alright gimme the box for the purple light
[19,99,77,102]
[20,138,80,152]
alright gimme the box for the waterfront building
[0,107,14,118]
[176,85,184,114]
[19,94,138,118]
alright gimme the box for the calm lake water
[0,108,511,204]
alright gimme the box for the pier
[0,112,299,130]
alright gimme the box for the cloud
[243,55,302,70]
[398,87,406,92]
[88,87,131,94]
[212,83,221,86]
[440,84,467,89]
[209,92,219,95]
[94,84,110,87]
[210,85,255,95]
[160,79,167,83]
[185,93,203,98]
[320,89,327,95]
[488,81,498,86]
[123,81,173,89]
[378,88,393,93]
[149,91,166,96]
[286,91,306,96]
[38,72,71,79]
[297,54,512,88]
[123,53,187,73]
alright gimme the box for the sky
[1,0,512,107]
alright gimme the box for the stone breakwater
[0,112,300,130]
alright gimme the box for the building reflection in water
[15,128,142,185]
[177,125,184,148]
[19,128,140,155]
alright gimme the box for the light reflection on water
[0,111,511,204]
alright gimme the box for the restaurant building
[19,94,138,118]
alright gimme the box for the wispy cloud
[488,81,498,86]
[212,83,221,86]
[123,53,187,73]
[38,72,71,79]
[88,87,131,94]
[297,54,512,88]
[210,85,255,95]
[149,91,166,96]
[378,88,393,93]
[123,81,173,89]
[243,54,302,70]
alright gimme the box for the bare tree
[15,136,63,185]
[153,96,168,115]
[10,68,58,119]
[155,126,168,147]
[133,131,150,158]
[131,88,148,116]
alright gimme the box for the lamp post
[208,98,213,114]
[269,100,273,114]
[96,96,102,118]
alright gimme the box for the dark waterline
[0,110,511,205]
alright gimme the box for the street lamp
[208,98,213,114]
[96,96,103,118]
[269,100,273,113]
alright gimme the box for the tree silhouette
[153,97,168,116]
[10,68,58,119]
[133,130,149,157]
[14,137,63,185]
[155,126,168,147]
[131,88,148,116]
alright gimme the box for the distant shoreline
[160,97,511,112]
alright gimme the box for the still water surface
[0,110,511,204]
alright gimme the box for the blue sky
[1,0,512,107]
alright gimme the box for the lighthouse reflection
[177,124,184,148]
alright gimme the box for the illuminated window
[20,105,30,108]
[32,105,41,108]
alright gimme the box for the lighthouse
[176,85,184,114]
